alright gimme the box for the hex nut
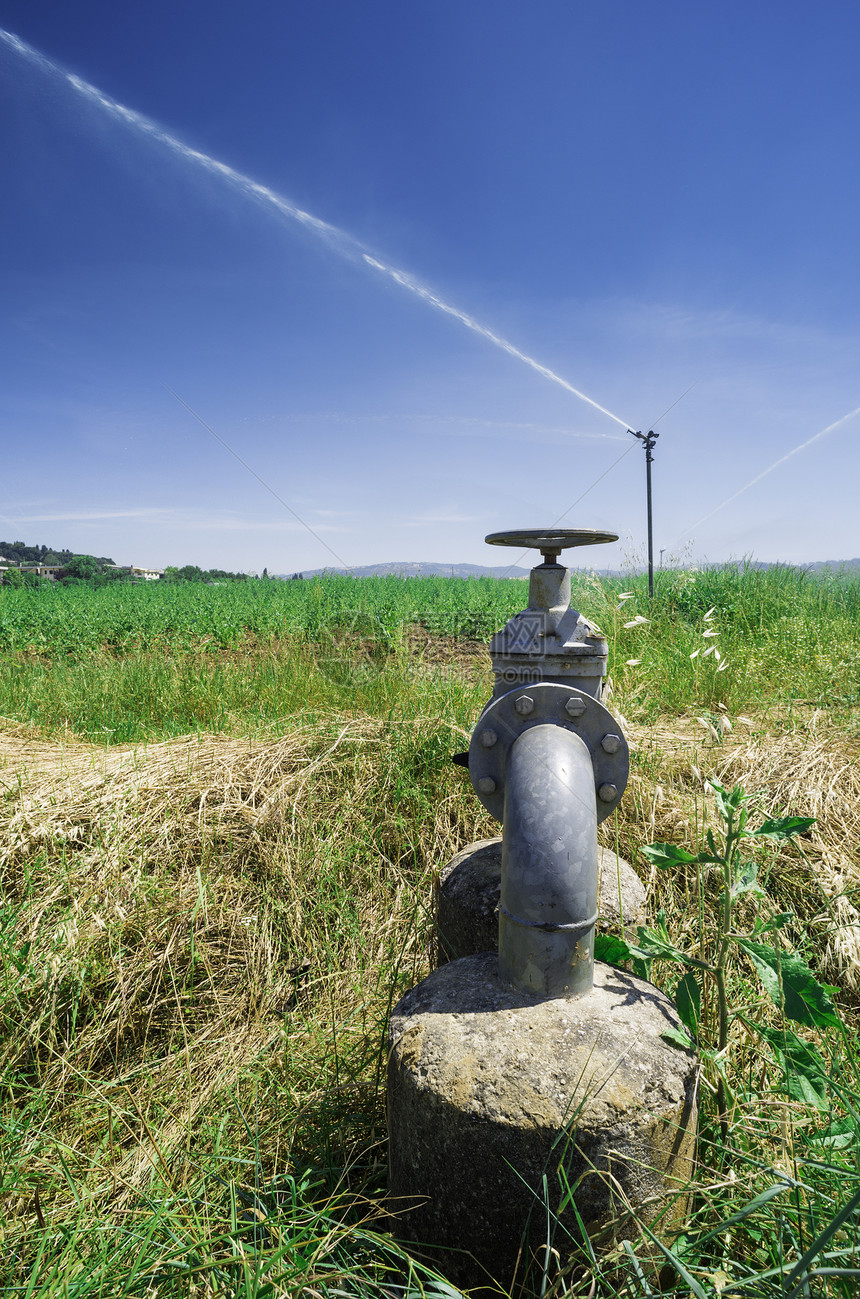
[565,696,587,718]
[477,777,497,794]
[514,696,535,716]
[480,729,498,748]
[598,783,618,803]
[601,734,622,754]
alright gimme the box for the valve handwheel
[485,529,618,564]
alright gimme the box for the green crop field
[0,572,527,652]
[1,563,859,740]
[1,563,860,1296]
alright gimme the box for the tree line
[0,544,252,587]
[0,540,115,567]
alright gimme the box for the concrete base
[388,955,697,1291]
[435,837,646,966]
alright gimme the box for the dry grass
[600,712,860,991]
[718,714,860,987]
[2,697,859,1287]
[0,714,492,1238]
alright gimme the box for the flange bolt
[477,777,497,794]
[601,734,622,754]
[597,783,618,803]
[480,729,498,748]
[515,696,535,716]
[565,696,587,718]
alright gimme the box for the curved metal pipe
[499,724,598,998]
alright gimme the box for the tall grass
[601,562,860,723]
[1,716,483,1295]
[0,636,489,741]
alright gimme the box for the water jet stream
[1,27,632,432]
[674,404,860,545]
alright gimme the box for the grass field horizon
[2,562,860,1296]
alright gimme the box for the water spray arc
[11,28,846,567]
[672,403,860,548]
[0,26,632,437]
[360,257,632,428]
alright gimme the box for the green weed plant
[594,781,860,1297]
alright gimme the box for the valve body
[469,531,628,997]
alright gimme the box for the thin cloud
[182,517,346,533]
[0,507,345,534]
[5,509,166,523]
[273,411,627,442]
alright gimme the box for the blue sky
[1,1,859,573]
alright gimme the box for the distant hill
[805,558,860,572]
[276,557,860,581]
[277,561,531,580]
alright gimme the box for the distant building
[5,562,165,582]
[17,564,65,578]
[104,564,164,581]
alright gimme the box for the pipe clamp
[498,905,599,935]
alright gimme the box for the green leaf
[689,1181,793,1248]
[628,923,687,965]
[751,911,795,937]
[628,922,712,972]
[731,860,763,897]
[737,939,840,1028]
[641,842,697,868]
[661,1024,696,1052]
[594,933,632,967]
[675,971,701,1035]
[708,779,745,823]
[809,1117,860,1150]
[748,1021,829,1111]
[753,816,816,840]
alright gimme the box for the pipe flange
[468,681,629,824]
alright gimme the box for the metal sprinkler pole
[630,429,659,597]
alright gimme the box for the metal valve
[483,529,618,702]
[458,525,628,999]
